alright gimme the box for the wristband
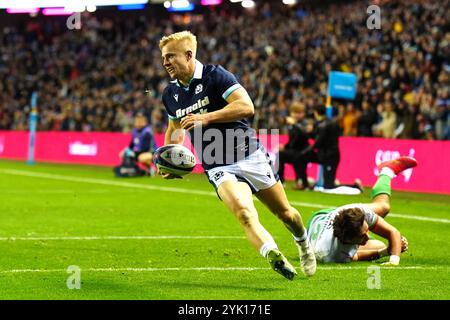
[389,255,400,265]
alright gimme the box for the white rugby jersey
[307,204,378,263]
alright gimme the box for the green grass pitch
[0,159,449,300]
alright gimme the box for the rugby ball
[153,144,196,177]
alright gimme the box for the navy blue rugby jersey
[161,60,259,171]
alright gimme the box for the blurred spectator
[374,101,397,138]
[299,105,363,194]
[0,0,448,140]
[356,100,377,137]
[277,102,311,188]
[339,102,358,136]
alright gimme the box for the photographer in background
[277,102,314,190]
[299,105,363,194]
[115,112,157,177]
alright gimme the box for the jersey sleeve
[335,243,358,263]
[214,66,242,101]
[364,210,378,229]
[346,246,359,261]
[162,87,178,120]
[359,206,378,229]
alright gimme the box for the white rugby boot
[295,239,317,277]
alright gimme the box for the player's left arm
[370,216,403,265]
[352,249,381,262]
[180,87,254,130]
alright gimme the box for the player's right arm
[161,84,185,146]
[165,118,185,145]
[160,119,185,179]
[352,216,402,265]
[367,216,403,265]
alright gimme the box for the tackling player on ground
[307,156,417,265]
[158,31,316,280]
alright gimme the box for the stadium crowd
[0,0,448,140]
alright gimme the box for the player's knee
[138,153,152,165]
[235,207,257,228]
[379,202,390,215]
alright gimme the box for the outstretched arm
[370,216,403,265]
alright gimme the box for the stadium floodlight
[201,0,222,5]
[282,0,297,5]
[117,4,145,9]
[171,0,191,9]
[241,0,254,8]
[0,1,149,9]
[84,0,148,6]
[164,0,194,11]
[64,3,86,12]
[229,0,242,3]
[6,8,40,13]
[42,7,74,15]
[86,4,97,11]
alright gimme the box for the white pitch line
[0,169,216,197]
[2,189,110,194]
[1,168,449,224]
[0,235,245,241]
[0,267,266,274]
[0,265,445,274]
[386,213,450,224]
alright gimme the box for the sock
[371,173,392,199]
[259,242,278,258]
[293,233,307,243]
[380,167,396,178]
[293,229,310,249]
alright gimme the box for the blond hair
[159,31,197,57]
[290,102,306,114]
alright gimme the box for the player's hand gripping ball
[153,144,196,178]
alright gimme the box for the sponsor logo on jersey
[175,96,210,119]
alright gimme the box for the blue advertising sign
[328,71,357,100]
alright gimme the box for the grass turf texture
[0,159,449,300]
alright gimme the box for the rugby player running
[158,31,316,280]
